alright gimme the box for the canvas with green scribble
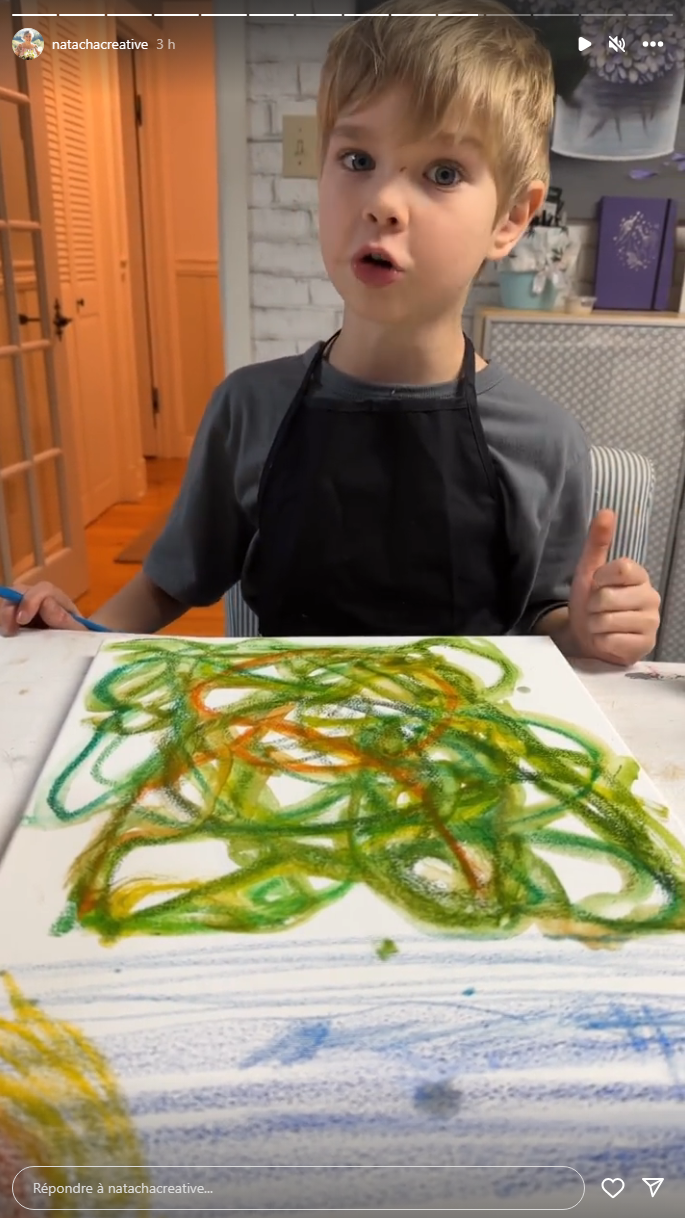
[2,634,685,1212]
[11,634,685,947]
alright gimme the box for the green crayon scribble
[32,636,685,947]
[375,938,399,961]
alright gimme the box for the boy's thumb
[574,509,616,584]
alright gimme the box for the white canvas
[1,634,684,1215]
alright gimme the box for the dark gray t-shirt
[144,345,592,632]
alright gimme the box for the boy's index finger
[12,585,47,624]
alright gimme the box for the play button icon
[578,36,592,51]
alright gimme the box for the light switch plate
[282,114,319,178]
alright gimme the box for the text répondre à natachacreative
[33,1183,212,1195]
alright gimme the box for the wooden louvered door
[36,6,120,522]
[0,6,87,594]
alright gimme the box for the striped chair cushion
[224,582,259,637]
[223,445,656,635]
[589,446,655,567]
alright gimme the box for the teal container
[498,271,557,310]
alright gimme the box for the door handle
[17,303,73,338]
[53,299,72,341]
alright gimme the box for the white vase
[552,66,685,160]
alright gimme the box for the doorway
[0,7,88,596]
[117,25,158,458]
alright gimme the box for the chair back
[589,445,655,566]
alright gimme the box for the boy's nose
[362,195,408,229]
[362,175,409,229]
[365,210,400,227]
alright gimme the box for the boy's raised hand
[568,509,660,666]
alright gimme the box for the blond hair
[317,0,554,214]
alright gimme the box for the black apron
[255,333,519,637]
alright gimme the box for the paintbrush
[0,585,112,633]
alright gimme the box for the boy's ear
[487,181,547,262]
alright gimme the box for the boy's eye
[340,151,375,172]
[427,163,463,188]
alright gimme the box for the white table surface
[0,631,684,859]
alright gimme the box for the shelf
[476,307,685,327]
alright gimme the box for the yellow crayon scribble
[0,972,149,1215]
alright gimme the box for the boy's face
[318,88,542,328]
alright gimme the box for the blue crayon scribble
[575,1002,683,1092]
[241,1020,332,1066]
[6,938,685,1189]
[413,1081,463,1117]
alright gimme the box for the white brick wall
[244,17,685,363]
[246,17,345,362]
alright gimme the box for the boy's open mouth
[361,252,395,269]
[354,245,402,272]
[352,245,403,287]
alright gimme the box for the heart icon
[602,1179,625,1199]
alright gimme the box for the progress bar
[12,9,678,15]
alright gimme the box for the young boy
[0,0,660,664]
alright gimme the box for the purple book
[594,196,678,310]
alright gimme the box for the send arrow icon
[642,1178,664,1198]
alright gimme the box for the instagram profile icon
[12,28,44,60]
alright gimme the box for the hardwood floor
[75,458,226,636]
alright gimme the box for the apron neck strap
[307,330,474,393]
[460,333,475,383]
[321,331,340,362]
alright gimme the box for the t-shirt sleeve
[519,447,593,633]
[143,383,253,606]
